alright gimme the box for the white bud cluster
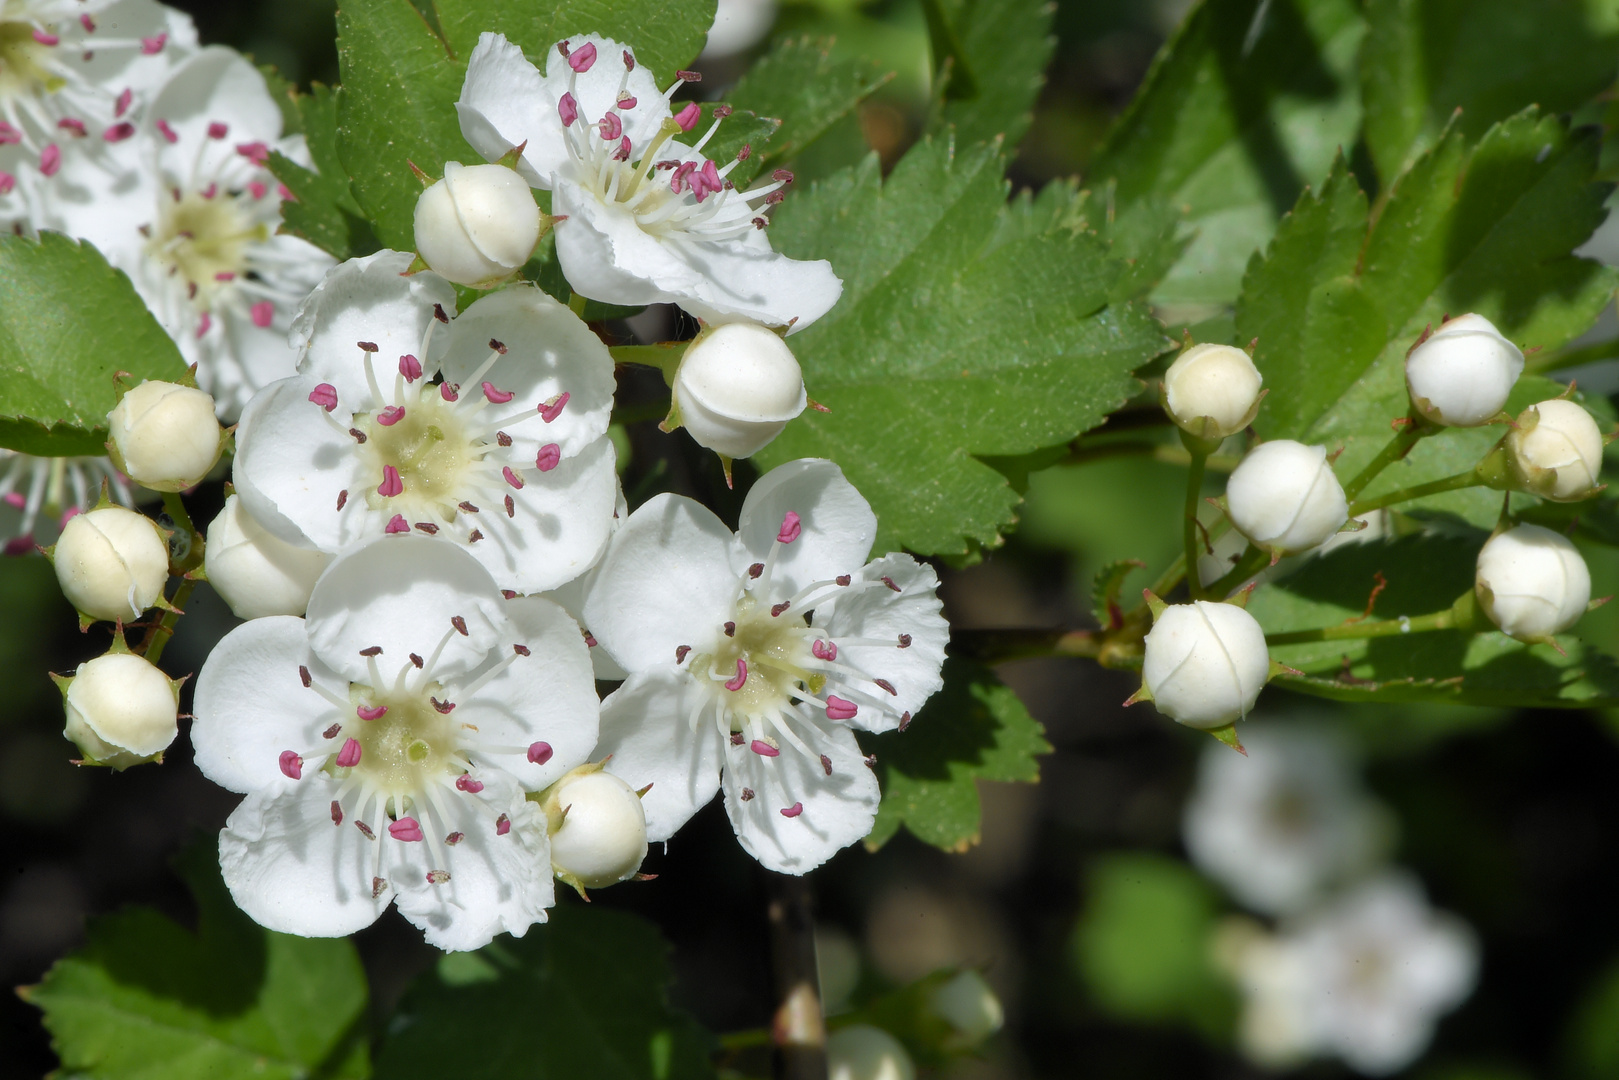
[1141,601,1270,729]
[1475,524,1590,640]
[414,161,542,287]
[1404,314,1524,427]
[52,507,169,623]
[106,380,226,492]
[60,651,180,770]
[671,322,808,460]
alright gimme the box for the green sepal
[1204,724,1245,754]
[494,141,528,171]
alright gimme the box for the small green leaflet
[269,82,380,260]
[23,842,370,1080]
[1088,0,1364,307]
[924,0,1053,150]
[862,659,1050,852]
[0,233,189,456]
[1360,0,1619,185]
[759,137,1167,557]
[376,904,716,1080]
[1239,109,1619,531]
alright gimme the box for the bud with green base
[663,321,809,479]
[1500,397,1606,503]
[1475,523,1592,642]
[534,760,649,896]
[412,153,550,288]
[106,376,227,492]
[53,634,182,769]
[1404,313,1524,428]
[46,499,170,626]
[1226,440,1349,556]
[1161,339,1265,448]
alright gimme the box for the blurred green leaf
[759,139,1167,556]
[1088,0,1365,308]
[1072,852,1234,1037]
[1020,454,1186,599]
[862,659,1050,852]
[1361,0,1619,186]
[431,0,714,85]
[376,904,716,1080]
[24,840,369,1080]
[1564,950,1619,1078]
[927,0,1054,150]
[0,234,189,456]
[1239,110,1619,530]
[270,83,380,260]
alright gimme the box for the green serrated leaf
[1088,0,1365,308]
[1361,0,1619,186]
[270,83,380,260]
[1090,558,1146,628]
[24,839,370,1080]
[1241,110,1619,530]
[0,233,189,456]
[688,104,780,184]
[375,904,716,1080]
[926,0,1053,150]
[862,659,1050,852]
[758,138,1168,556]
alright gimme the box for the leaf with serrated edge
[270,83,379,260]
[0,233,188,456]
[863,660,1050,852]
[927,0,1053,150]
[759,138,1167,556]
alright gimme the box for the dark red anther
[898,711,912,731]
[677,69,701,81]
[514,644,531,656]
[820,754,832,775]
[356,820,376,840]
[433,303,450,323]
[451,615,468,636]
[323,723,341,739]
[505,494,515,517]
[459,501,480,513]
[497,814,511,835]
[501,590,518,599]
[445,831,466,843]
[488,337,506,354]
[348,428,367,443]
[874,678,897,695]
[336,489,348,511]
[772,169,794,183]
[358,340,378,352]
[881,576,901,592]
[836,575,852,586]
[360,645,383,657]
[765,190,785,205]
[740,787,754,801]
[331,800,343,825]
[496,431,513,447]
[622,49,634,70]
[409,653,424,668]
[714,104,732,118]
[557,39,570,57]
[771,602,790,617]
[431,697,456,713]
[675,644,691,663]
[898,634,912,648]
[723,621,736,637]
[863,754,878,769]
[748,562,764,578]
[299,665,311,687]
[730,732,744,745]
[737,144,751,161]
[468,529,483,543]
[414,522,438,534]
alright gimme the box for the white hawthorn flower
[1162,343,1263,441]
[456,32,842,332]
[51,504,168,622]
[1183,722,1392,915]
[1475,523,1591,640]
[40,46,334,420]
[1405,313,1524,427]
[1226,440,1349,555]
[580,459,949,874]
[671,321,807,459]
[1140,600,1270,729]
[1506,398,1605,502]
[700,0,778,60]
[204,494,330,619]
[0,450,134,554]
[190,534,601,951]
[233,250,620,595]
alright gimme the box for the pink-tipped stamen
[777,511,802,544]
[527,741,553,765]
[825,696,858,720]
[725,658,748,691]
[535,443,561,472]
[481,381,514,404]
[336,738,362,768]
[356,704,388,721]
[308,383,338,411]
[378,464,403,497]
[780,802,804,818]
[399,354,422,381]
[751,739,780,757]
[388,817,424,842]
[385,514,409,534]
[278,751,303,779]
[377,405,406,426]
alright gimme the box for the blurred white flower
[0,450,134,554]
[700,0,778,60]
[1183,722,1393,915]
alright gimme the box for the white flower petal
[474,434,619,594]
[818,553,948,731]
[737,458,877,595]
[387,773,554,952]
[218,785,387,938]
[428,284,614,456]
[581,492,742,672]
[723,720,877,874]
[233,375,354,551]
[191,616,342,794]
[597,668,724,841]
[290,250,457,406]
[148,47,282,181]
[304,535,511,683]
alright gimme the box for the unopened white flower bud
[1475,523,1590,640]
[1226,440,1348,554]
[1162,343,1264,440]
[106,380,225,492]
[1141,600,1270,729]
[672,323,808,459]
[546,767,648,890]
[827,1025,915,1080]
[205,495,331,619]
[929,969,1004,1044]
[1506,398,1604,502]
[53,506,168,622]
[1405,313,1524,427]
[414,161,541,286]
[60,651,179,769]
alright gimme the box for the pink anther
[527,741,553,765]
[598,112,622,140]
[825,696,858,720]
[776,511,801,544]
[336,738,362,768]
[377,405,406,426]
[812,639,837,661]
[56,118,85,137]
[39,143,60,176]
[674,102,701,132]
[32,29,58,46]
[155,120,177,144]
[114,88,131,118]
[440,381,459,402]
[247,179,268,200]
[377,464,403,497]
[236,141,269,164]
[502,466,524,490]
[0,123,18,145]
[567,41,597,72]
[308,383,338,411]
[140,32,166,54]
[207,121,228,139]
[539,391,569,423]
[780,802,804,818]
[481,381,514,404]
[750,739,780,757]
[535,443,561,472]
[558,92,579,127]
[455,773,484,793]
[388,817,424,842]
[250,300,275,328]
[496,814,511,835]
[356,704,388,721]
[725,658,748,691]
[399,354,422,381]
[278,750,303,779]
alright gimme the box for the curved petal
[387,773,554,951]
[218,784,387,938]
[817,553,948,732]
[723,719,877,874]
[233,375,359,551]
[737,459,877,595]
[78,0,200,92]
[148,48,282,183]
[428,284,614,456]
[457,594,600,790]
[581,493,742,673]
[192,616,344,794]
[290,250,458,406]
[305,534,512,683]
[475,434,619,594]
[597,668,723,841]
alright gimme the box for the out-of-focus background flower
[4,1,1619,1078]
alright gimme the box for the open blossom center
[691,594,825,723]
[0,22,52,97]
[360,389,479,517]
[342,679,461,794]
[146,189,266,309]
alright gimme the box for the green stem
[140,577,198,665]
[1349,470,1480,516]
[1265,590,1477,647]
[1183,449,1209,600]
[609,342,688,381]
[139,491,205,664]
[1203,543,1269,601]
[1341,420,1433,501]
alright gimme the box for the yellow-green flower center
[0,21,58,98]
[145,191,265,309]
[361,392,481,519]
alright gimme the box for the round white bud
[1226,440,1349,554]
[414,161,541,287]
[1506,398,1604,502]
[1405,313,1524,427]
[62,651,178,769]
[929,969,1004,1044]
[827,1025,915,1080]
[1475,523,1590,640]
[1162,343,1264,440]
[205,495,331,619]
[548,768,649,890]
[53,506,168,622]
[1142,601,1270,729]
[672,323,808,459]
[106,380,225,492]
